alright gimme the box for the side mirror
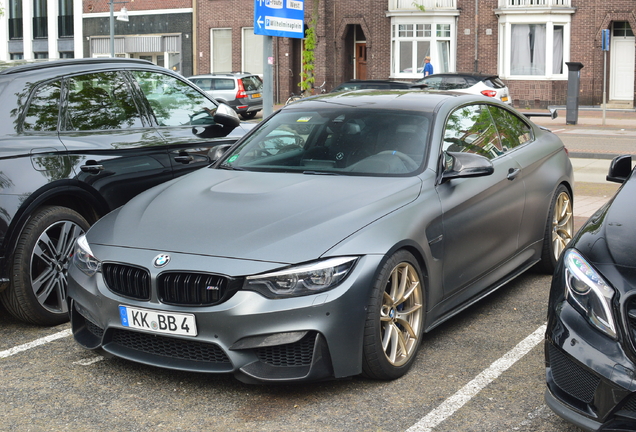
[440,152,494,184]
[208,143,234,162]
[607,154,633,184]
[214,103,241,129]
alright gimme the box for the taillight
[236,80,247,99]
[481,90,497,98]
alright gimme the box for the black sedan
[68,90,573,383]
[546,155,636,431]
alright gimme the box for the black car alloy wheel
[0,206,89,325]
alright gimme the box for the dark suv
[0,58,251,325]
[188,73,263,120]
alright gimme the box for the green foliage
[300,1,319,96]
[412,2,426,12]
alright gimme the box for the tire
[240,111,257,120]
[0,206,89,325]
[536,184,573,274]
[362,250,425,380]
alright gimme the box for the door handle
[80,164,104,174]
[507,168,520,180]
[174,155,195,164]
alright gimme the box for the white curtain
[437,40,450,73]
[243,29,263,75]
[212,29,232,73]
[511,24,546,75]
[553,26,564,74]
[511,25,531,75]
[532,24,546,75]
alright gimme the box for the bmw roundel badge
[153,254,171,268]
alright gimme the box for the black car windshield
[220,108,431,176]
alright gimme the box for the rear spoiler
[521,108,558,120]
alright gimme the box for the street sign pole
[254,0,305,115]
[263,36,273,118]
[602,29,610,126]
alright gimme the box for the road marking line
[551,129,566,133]
[0,329,72,359]
[406,324,547,432]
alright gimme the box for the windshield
[220,108,431,176]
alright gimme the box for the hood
[89,168,422,264]
[575,174,636,269]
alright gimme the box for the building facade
[0,0,83,60]
[194,0,636,108]
[82,0,194,76]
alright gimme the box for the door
[610,22,635,102]
[437,104,525,299]
[355,43,367,80]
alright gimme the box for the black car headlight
[244,257,358,299]
[73,235,101,277]
[564,249,616,339]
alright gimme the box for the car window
[64,72,144,131]
[213,79,235,90]
[23,81,62,132]
[241,76,263,91]
[222,108,430,175]
[442,76,469,90]
[131,71,218,127]
[486,105,532,150]
[485,77,506,89]
[422,77,443,90]
[443,104,503,159]
[191,78,212,91]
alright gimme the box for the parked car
[0,58,251,326]
[68,91,572,384]
[545,155,636,432]
[188,73,263,120]
[331,79,417,92]
[415,73,512,105]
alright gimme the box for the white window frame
[389,16,457,79]
[498,13,572,80]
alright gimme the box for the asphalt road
[2,128,629,432]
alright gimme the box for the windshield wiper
[302,170,341,176]
[218,164,246,171]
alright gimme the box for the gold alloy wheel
[380,262,423,367]
[552,191,574,260]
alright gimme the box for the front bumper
[545,300,636,431]
[68,249,381,384]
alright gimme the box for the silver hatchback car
[188,72,263,120]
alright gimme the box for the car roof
[423,72,501,80]
[0,57,154,76]
[283,89,499,112]
[188,72,258,78]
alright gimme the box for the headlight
[244,256,358,299]
[73,234,101,277]
[564,249,616,339]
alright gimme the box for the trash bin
[565,62,584,125]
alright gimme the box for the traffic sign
[254,0,305,39]
[602,29,610,51]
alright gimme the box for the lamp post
[109,0,129,57]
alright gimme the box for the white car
[415,73,512,105]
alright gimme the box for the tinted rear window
[484,77,506,89]
[241,76,263,91]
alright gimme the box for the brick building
[194,0,636,108]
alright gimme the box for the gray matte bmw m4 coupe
[68,90,573,383]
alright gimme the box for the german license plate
[252,93,261,98]
[501,96,509,102]
[119,305,197,336]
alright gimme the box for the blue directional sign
[254,0,305,39]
